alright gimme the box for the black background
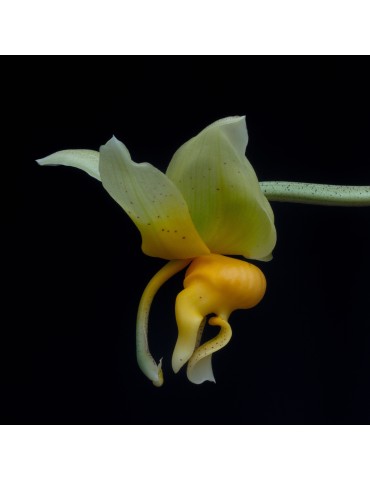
[3,57,370,424]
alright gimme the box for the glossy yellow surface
[172,254,266,383]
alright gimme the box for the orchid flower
[37,117,370,386]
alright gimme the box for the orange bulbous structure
[172,254,266,384]
[184,254,266,311]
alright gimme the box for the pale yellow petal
[99,137,210,260]
[36,149,100,180]
[166,117,276,260]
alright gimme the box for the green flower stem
[136,258,192,387]
[259,182,370,206]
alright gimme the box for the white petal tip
[188,374,216,385]
[34,149,101,180]
[187,355,216,385]
[152,359,164,387]
[35,157,54,166]
[172,358,185,374]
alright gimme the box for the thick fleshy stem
[260,182,370,206]
[136,258,192,387]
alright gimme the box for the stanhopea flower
[37,116,276,386]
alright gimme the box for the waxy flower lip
[37,116,277,262]
[172,254,267,384]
